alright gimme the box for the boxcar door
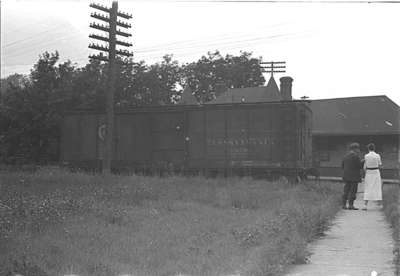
[226,108,249,167]
[247,105,282,168]
[205,109,227,169]
[151,111,186,171]
[186,110,206,169]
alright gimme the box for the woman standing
[363,143,383,210]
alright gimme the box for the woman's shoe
[362,207,367,211]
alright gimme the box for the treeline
[0,50,265,164]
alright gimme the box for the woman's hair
[367,143,375,151]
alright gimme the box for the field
[0,168,342,276]
[382,184,400,274]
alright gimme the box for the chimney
[280,76,293,101]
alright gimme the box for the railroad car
[60,100,312,178]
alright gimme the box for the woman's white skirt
[363,170,382,201]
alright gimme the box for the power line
[134,22,290,53]
[3,0,398,74]
[133,32,304,61]
[135,30,296,54]
[4,33,87,59]
[4,30,304,68]
[3,22,296,63]
[118,23,298,57]
[4,25,69,48]
[141,32,301,54]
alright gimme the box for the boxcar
[60,101,312,177]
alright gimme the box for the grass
[0,168,342,276]
[382,184,400,275]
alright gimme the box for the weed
[0,256,48,276]
[0,169,342,276]
[382,185,400,275]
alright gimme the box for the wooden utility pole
[89,1,133,174]
[260,61,286,77]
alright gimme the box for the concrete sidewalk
[286,188,395,276]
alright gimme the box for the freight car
[60,100,313,178]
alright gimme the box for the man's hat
[349,142,360,150]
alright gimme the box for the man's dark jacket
[342,151,363,182]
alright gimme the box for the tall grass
[382,184,400,275]
[0,168,342,276]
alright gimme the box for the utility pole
[0,0,2,86]
[89,1,133,174]
[260,61,286,78]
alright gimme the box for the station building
[311,95,399,181]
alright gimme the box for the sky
[1,0,400,105]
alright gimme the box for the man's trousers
[342,181,358,207]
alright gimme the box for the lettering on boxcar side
[206,137,277,147]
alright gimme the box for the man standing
[341,142,363,210]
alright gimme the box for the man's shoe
[342,206,348,210]
[348,206,359,210]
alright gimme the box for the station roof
[206,76,282,104]
[310,95,400,135]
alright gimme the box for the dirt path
[286,187,395,276]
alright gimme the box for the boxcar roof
[310,95,400,135]
[64,99,311,115]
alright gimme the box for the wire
[5,32,87,59]
[135,30,292,54]
[4,29,306,70]
[125,22,293,57]
[4,25,70,48]
[4,21,294,65]
[4,0,398,75]
[143,32,304,54]
[134,22,290,53]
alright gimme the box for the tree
[72,59,108,109]
[181,51,265,103]
[1,73,30,91]
[145,55,182,105]
[0,51,79,163]
[114,55,183,107]
[114,58,148,107]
